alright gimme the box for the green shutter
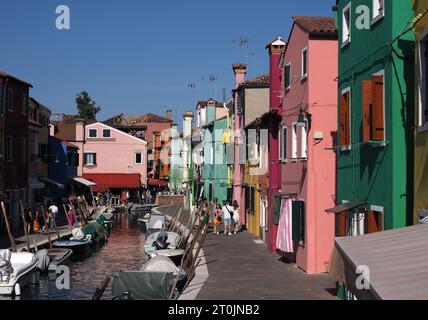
[292,201,305,242]
[273,195,282,225]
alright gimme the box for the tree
[75,91,101,120]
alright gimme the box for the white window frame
[301,47,308,80]
[418,29,428,132]
[285,62,291,91]
[84,152,96,166]
[298,123,308,160]
[371,0,384,25]
[341,87,352,151]
[291,122,298,161]
[102,129,111,138]
[135,152,143,165]
[278,127,283,161]
[7,88,13,112]
[21,93,27,115]
[88,129,97,138]
[342,2,352,48]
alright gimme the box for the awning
[28,177,45,190]
[325,201,367,214]
[74,177,97,188]
[39,177,65,189]
[148,178,169,187]
[330,224,428,300]
[82,174,141,192]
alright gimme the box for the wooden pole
[41,206,52,248]
[63,204,72,229]
[19,200,31,252]
[1,201,17,252]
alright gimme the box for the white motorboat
[144,231,181,255]
[147,249,185,266]
[0,250,39,296]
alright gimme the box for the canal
[2,212,146,300]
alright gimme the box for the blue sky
[0,0,334,123]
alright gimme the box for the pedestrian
[233,200,241,234]
[222,200,234,236]
[24,206,33,235]
[67,205,76,226]
[200,200,211,234]
[48,202,59,230]
[213,203,222,235]
[35,206,46,234]
[121,190,126,205]
[126,189,130,203]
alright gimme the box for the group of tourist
[195,198,241,236]
[23,201,59,235]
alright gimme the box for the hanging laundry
[276,198,294,253]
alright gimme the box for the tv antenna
[201,74,219,99]
[187,82,197,104]
[233,36,250,48]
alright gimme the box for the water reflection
[1,212,146,300]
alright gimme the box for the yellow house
[413,0,428,223]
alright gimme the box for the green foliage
[75,91,101,120]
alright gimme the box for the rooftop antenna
[233,36,254,74]
[201,74,219,100]
[187,82,197,105]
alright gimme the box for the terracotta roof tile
[243,74,270,86]
[293,16,337,35]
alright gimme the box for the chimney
[206,99,216,124]
[232,64,247,89]
[166,109,173,121]
[183,112,193,139]
[266,36,286,112]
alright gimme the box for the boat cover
[0,250,13,277]
[147,215,165,230]
[111,271,170,300]
[35,250,51,273]
[141,255,180,275]
[72,228,86,240]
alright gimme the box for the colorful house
[413,0,428,223]
[330,0,415,238]
[237,74,270,237]
[278,16,338,274]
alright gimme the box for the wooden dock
[12,226,73,252]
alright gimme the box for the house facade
[413,0,428,223]
[332,0,415,237]
[0,72,32,231]
[279,16,338,274]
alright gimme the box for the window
[364,210,383,234]
[362,73,384,142]
[340,89,351,149]
[342,3,351,47]
[245,186,256,214]
[135,152,143,164]
[7,89,13,111]
[20,137,26,163]
[418,32,428,129]
[67,151,79,167]
[21,93,27,115]
[292,200,305,243]
[88,129,97,138]
[6,136,12,161]
[300,124,307,159]
[291,123,298,160]
[280,126,287,162]
[372,0,384,21]
[301,47,308,79]
[285,63,291,90]
[84,153,96,165]
[103,129,111,138]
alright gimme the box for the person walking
[121,190,127,205]
[213,203,222,235]
[233,200,241,234]
[200,200,211,234]
[48,202,59,230]
[222,200,234,236]
[24,206,33,235]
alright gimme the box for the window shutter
[340,93,350,146]
[93,153,97,165]
[365,210,383,234]
[336,212,347,237]
[292,201,305,242]
[83,154,87,165]
[245,187,250,213]
[362,80,373,142]
[371,75,384,141]
[273,195,281,225]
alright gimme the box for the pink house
[278,16,338,274]
[74,121,148,192]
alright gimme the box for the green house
[332,0,415,236]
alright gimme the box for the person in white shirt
[233,200,241,234]
[222,201,234,236]
[48,203,59,229]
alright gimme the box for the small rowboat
[53,239,92,258]
[147,249,185,266]
[47,249,73,272]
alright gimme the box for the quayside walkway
[194,231,337,300]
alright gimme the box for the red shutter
[371,75,384,141]
[340,92,350,146]
[338,212,347,237]
[365,211,383,234]
[362,80,373,142]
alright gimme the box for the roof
[148,178,169,187]
[82,174,142,192]
[325,201,367,214]
[197,99,224,109]
[242,74,270,87]
[0,71,33,87]
[292,16,337,36]
[333,224,428,300]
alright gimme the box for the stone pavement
[195,231,337,300]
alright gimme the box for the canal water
[2,212,146,300]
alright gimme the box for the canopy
[325,201,367,214]
[28,177,45,190]
[82,174,141,192]
[330,224,428,300]
[39,177,65,189]
[148,178,168,187]
[73,177,97,188]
